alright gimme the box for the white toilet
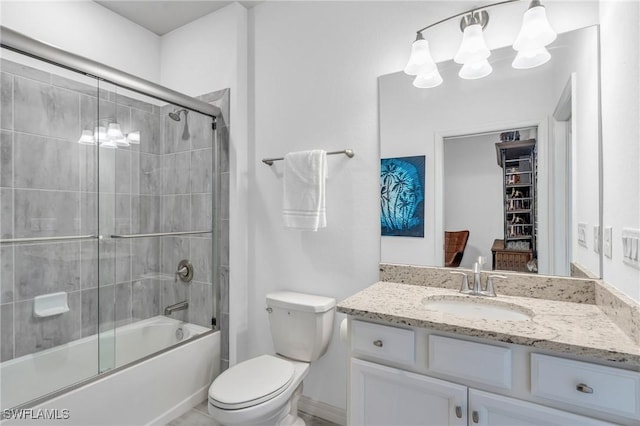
[208,291,336,426]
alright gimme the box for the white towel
[283,149,327,231]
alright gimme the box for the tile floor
[166,400,339,426]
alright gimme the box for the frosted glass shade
[404,38,437,76]
[99,139,118,149]
[413,69,443,89]
[94,126,107,142]
[454,24,490,65]
[78,130,96,145]
[513,5,557,51]
[459,59,493,80]
[127,130,140,144]
[107,123,124,140]
[512,46,551,69]
[114,137,130,147]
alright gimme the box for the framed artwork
[380,155,425,237]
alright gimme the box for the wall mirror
[379,25,602,279]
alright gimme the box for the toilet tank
[266,292,336,362]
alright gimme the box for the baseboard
[298,396,346,426]
[146,385,209,426]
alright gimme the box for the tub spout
[164,300,188,315]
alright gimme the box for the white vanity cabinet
[468,389,612,426]
[351,358,467,426]
[347,319,636,426]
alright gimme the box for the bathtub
[1,316,219,425]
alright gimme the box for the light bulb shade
[404,38,437,76]
[127,130,140,144]
[78,130,96,145]
[454,24,491,65]
[513,5,557,51]
[458,59,493,80]
[94,126,107,141]
[114,137,130,146]
[107,123,124,140]
[512,46,551,69]
[99,139,118,149]
[413,68,443,89]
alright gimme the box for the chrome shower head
[168,109,187,121]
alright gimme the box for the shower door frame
[0,25,222,411]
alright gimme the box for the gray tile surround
[14,76,79,142]
[0,59,229,379]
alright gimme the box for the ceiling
[95,1,261,36]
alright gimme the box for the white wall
[0,0,161,83]
[600,0,640,301]
[444,134,504,269]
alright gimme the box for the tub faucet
[164,300,188,315]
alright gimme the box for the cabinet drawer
[429,335,512,389]
[531,353,640,419]
[351,320,415,366]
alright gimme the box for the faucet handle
[450,271,472,294]
[482,275,506,297]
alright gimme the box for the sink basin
[421,296,533,321]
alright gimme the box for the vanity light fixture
[76,120,140,148]
[405,0,556,88]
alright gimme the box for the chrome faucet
[164,300,188,315]
[450,258,506,297]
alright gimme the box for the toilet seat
[209,355,295,410]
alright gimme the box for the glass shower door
[0,50,116,408]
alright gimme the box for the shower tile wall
[199,89,230,371]
[0,58,224,363]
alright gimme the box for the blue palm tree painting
[380,156,425,237]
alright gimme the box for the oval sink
[421,296,533,321]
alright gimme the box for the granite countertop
[337,281,640,369]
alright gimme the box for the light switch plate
[604,226,613,258]
[622,228,640,269]
[577,223,588,248]
[593,225,600,254]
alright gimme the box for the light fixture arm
[415,0,520,35]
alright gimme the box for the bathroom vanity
[338,267,640,426]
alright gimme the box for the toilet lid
[209,355,295,410]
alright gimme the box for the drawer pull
[472,410,479,423]
[373,339,383,347]
[455,406,462,418]
[576,383,594,394]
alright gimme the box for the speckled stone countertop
[338,281,640,369]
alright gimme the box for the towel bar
[262,149,354,166]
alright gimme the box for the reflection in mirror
[379,25,601,278]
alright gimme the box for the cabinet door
[468,389,614,426]
[350,358,466,426]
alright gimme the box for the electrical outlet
[604,226,612,258]
[593,225,600,254]
[577,223,588,248]
[622,228,640,269]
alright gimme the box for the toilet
[208,291,336,426]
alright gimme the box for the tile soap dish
[34,292,70,317]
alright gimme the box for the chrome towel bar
[262,149,354,166]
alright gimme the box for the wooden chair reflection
[444,230,470,268]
